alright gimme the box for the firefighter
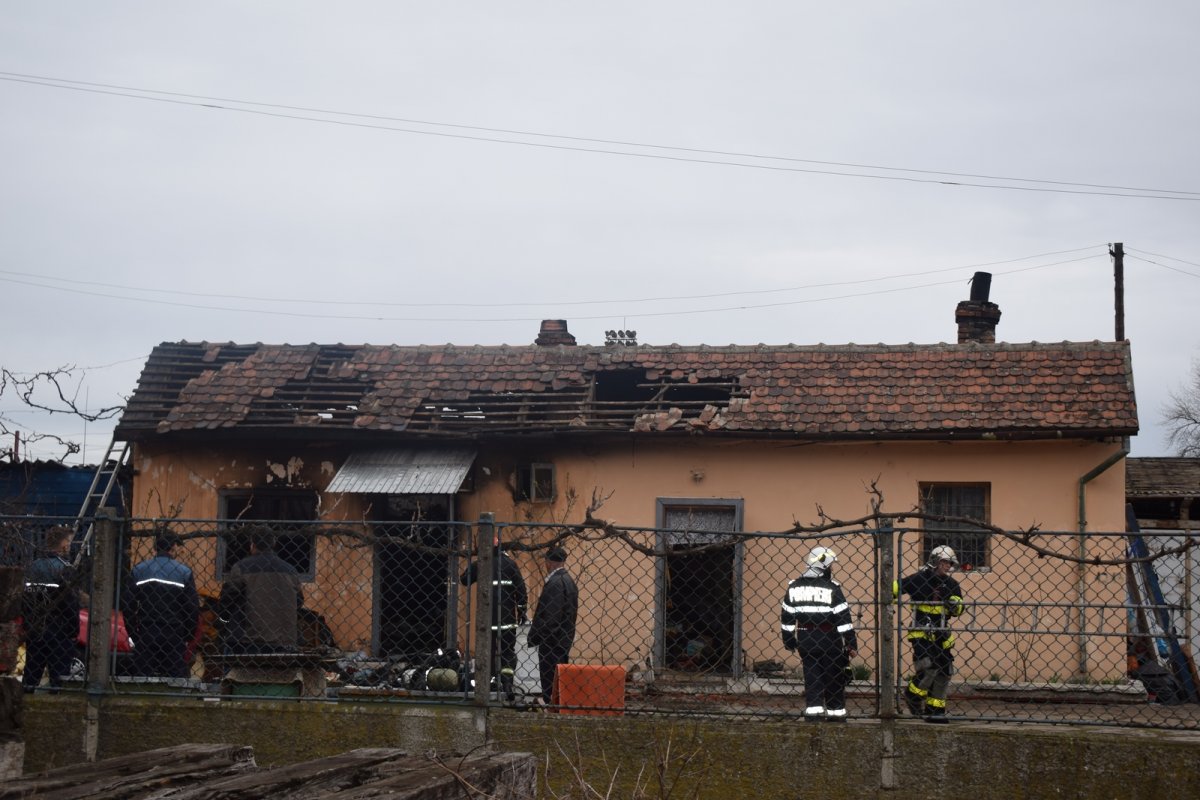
[781,545,858,720]
[460,536,528,700]
[894,544,966,723]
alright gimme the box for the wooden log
[320,751,537,800]
[163,748,407,800]
[1,744,537,800]
[0,743,255,800]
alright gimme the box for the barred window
[217,489,317,580]
[920,483,990,570]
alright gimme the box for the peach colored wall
[129,442,376,650]
[129,437,1129,680]
[464,438,1129,680]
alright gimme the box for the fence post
[83,509,118,762]
[877,520,896,717]
[473,513,495,707]
[876,519,897,791]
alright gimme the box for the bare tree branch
[0,365,124,462]
[1161,355,1200,457]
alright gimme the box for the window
[920,483,990,570]
[217,489,318,580]
[514,462,555,502]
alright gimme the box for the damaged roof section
[114,337,1138,442]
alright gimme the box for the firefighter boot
[923,698,948,723]
[904,683,927,716]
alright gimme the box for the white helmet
[929,544,959,567]
[806,546,837,569]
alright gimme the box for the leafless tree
[1162,357,1200,457]
[0,365,123,462]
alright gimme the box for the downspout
[1076,438,1130,678]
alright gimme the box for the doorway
[373,495,457,658]
[655,500,744,676]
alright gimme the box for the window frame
[919,482,991,571]
[514,462,556,503]
[216,488,318,581]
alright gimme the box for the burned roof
[113,339,1138,443]
[1126,457,1200,497]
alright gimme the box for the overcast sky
[2,3,1198,465]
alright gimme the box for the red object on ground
[551,664,625,716]
[77,609,134,653]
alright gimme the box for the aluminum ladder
[73,437,130,564]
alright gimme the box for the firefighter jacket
[460,551,529,630]
[895,567,965,647]
[125,555,200,646]
[23,553,80,638]
[780,570,857,652]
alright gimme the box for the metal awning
[326,447,476,495]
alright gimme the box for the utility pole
[1111,242,1125,341]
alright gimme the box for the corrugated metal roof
[326,447,476,495]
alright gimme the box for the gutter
[1074,437,1130,678]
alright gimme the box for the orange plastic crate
[551,664,626,715]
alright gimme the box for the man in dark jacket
[460,536,528,699]
[221,530,303,656]
[781,545,858,720]
[124,531,200,678]
[527,546,578,704]
[22,526,82,692]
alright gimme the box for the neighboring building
[1127,457,1200,532]
[112,282,1138,681]
[1126,457,1200,667]
[0,461,122,564]
[0,461,98,518]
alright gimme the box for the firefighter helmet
[929,544,959,567]
[806,546,838,569]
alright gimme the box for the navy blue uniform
[125,555,200,678]
[781,569,857,717]
[22,553,79,691]
[461,550,528,694]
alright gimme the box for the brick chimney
[535,319,577,347]
[955,272,1001,343]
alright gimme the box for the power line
[6,72,1199,198]
[1125,253,1200,280]
[2,72,1197,202]
[1126,247,1200,272]
[0,254,1097,323]
[0,245,1103,309]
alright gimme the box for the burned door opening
[655,500,744,677]
[373,495,457,658]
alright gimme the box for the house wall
[128,437,1128,680]
[470,438,1129,680]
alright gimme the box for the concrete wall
[21,697,1200,799]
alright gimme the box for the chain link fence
[3,513,1198,730]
